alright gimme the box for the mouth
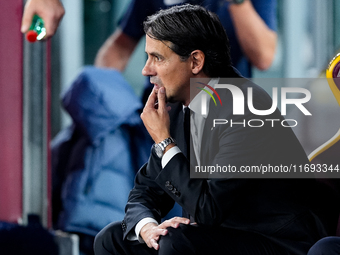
[152,84,161,96]
[154,85,160,91]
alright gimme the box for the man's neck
[184,73,211,106]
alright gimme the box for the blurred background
[53,0,340,140]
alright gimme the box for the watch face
[234,0,245,4]
[154,144,163,158]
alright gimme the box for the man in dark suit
[94,4,332,255]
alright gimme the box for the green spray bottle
[26,15,46,42]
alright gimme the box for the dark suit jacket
[122,71,333,254]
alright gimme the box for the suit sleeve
[122,150,176,240]
[154,131,251,227]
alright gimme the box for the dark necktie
[184,107,198,167]
[183,107,195,222]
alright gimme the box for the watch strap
[158,137,176,151]
[154,137,176,158]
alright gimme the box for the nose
[142,58,156,77]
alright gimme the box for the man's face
[142,35,193,105]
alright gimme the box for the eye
[153,54,164,62]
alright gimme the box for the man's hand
[140,217,190,250]
[21,0,65,39]
[141,86,171,144]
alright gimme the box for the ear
[191,50,205,75]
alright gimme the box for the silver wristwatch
[153,137,176,158]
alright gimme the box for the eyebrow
[147,51,164,59]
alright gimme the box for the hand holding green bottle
[26,15,46,42]
[21,0,65,41]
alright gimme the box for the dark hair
[143,4,232,77]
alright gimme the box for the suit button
[167,185,174,191]
[121,221,127,231]
[174,191,181,197]
[171,188,177,194]
[165,181,171,187]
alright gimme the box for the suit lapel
[200,100,219,165]
[169,102,186,153]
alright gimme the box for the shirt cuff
[134,217,159,243]
[161,146,181,168]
